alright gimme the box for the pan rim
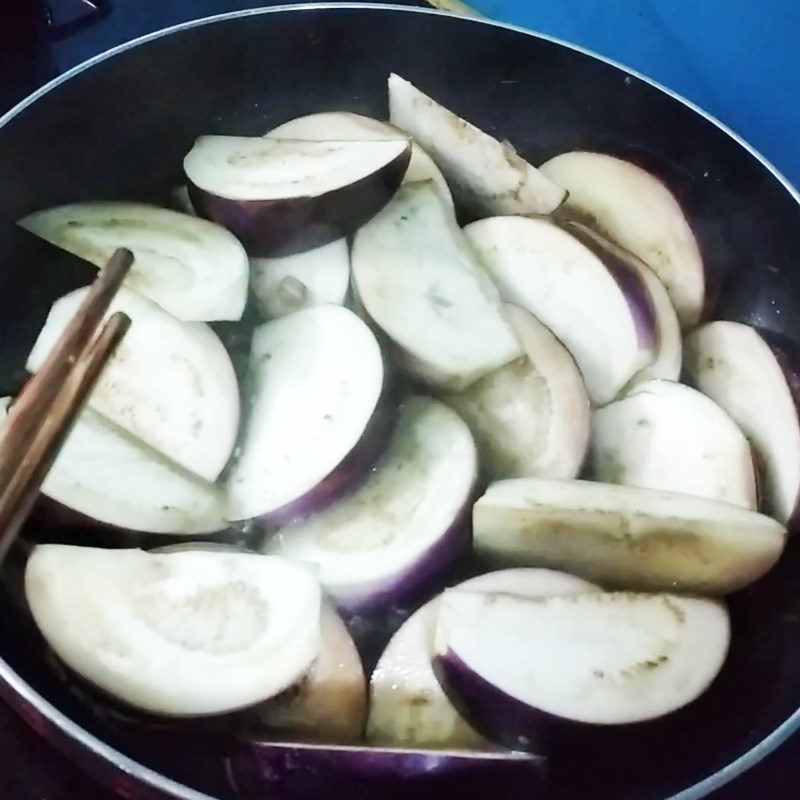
[1,5,798,800]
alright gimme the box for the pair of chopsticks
[0,248,134,561]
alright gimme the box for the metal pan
[1,5,799,800]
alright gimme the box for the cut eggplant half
[250,238,349,320]
[19,202,248,322]
[25,546,322,716]
[684,321,800,525]
[368,568,599,748]
[464,216,656,404]
[185,135,411,257]
[447,305,589,481]
[267,111,453,207]
[352,181,521,391]
[473,478,785,594]
[32,408,225,534]
[433,590,729,750]
[388,74,564,216]
[591,379,756,509]
[231,740,542,800]
[226,305,384,523]
[268,397,476,611]
[563,221,681,385]
[257,604,367,742]
[27,287,240,482]
[540,151,704,329]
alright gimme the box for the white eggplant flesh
[267,111,453,208]
[23,407,225,534]
[258,604,367,742]
[269,397,476,610]
[433,590,729,749]
[388,74,564,215]
[250,238,350,320]
[368,568,599,748]
[8,399,228,535]
[447,305,589,480]
[226,305,384,523]
[473,478,785,594]
[19,202,248,322]
[25,546,322,716]
[540,151,704,329]
[352,181,521,390]
[186,135,410,202]
[464,216,656,404]
[591,379,757,509]
[27,287,240,482]
[684,321,800,525]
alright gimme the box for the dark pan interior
[1,6,800,800]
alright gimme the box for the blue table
[470,0,800,188]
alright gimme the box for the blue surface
[471,0,800,188]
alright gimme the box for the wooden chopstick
[0,249,133,560]
[0,247,133,489]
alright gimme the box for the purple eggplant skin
[433,649,556,754]
[189,146,411,258]
[259,390,396,529]
[434,642,736,760]
[561,221,658,352]
[229,740,544,800]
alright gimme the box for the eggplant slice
[591,379,757,509]
[257,604,367,742]
[25,546,322,716]
[268,397,477,611]
[185,135,411,256]
[562,221,682,386]
[352,181,521,390]
[540,151,704,329]
[447,305,590,481]
[368,568,599,749]
[464,216,656,404]
[388,74,564,215]
[684,321,800,525]
[0,400,226,535]
[27,286,240,482]
[250,238,350,320]
[226,305,385,524]
[231,740,542,800]
[267,111,453,208]
[434,590,729,750]
[473,477,785,594]
[18,202,248,322]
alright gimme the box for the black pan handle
[47,0,110,41]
